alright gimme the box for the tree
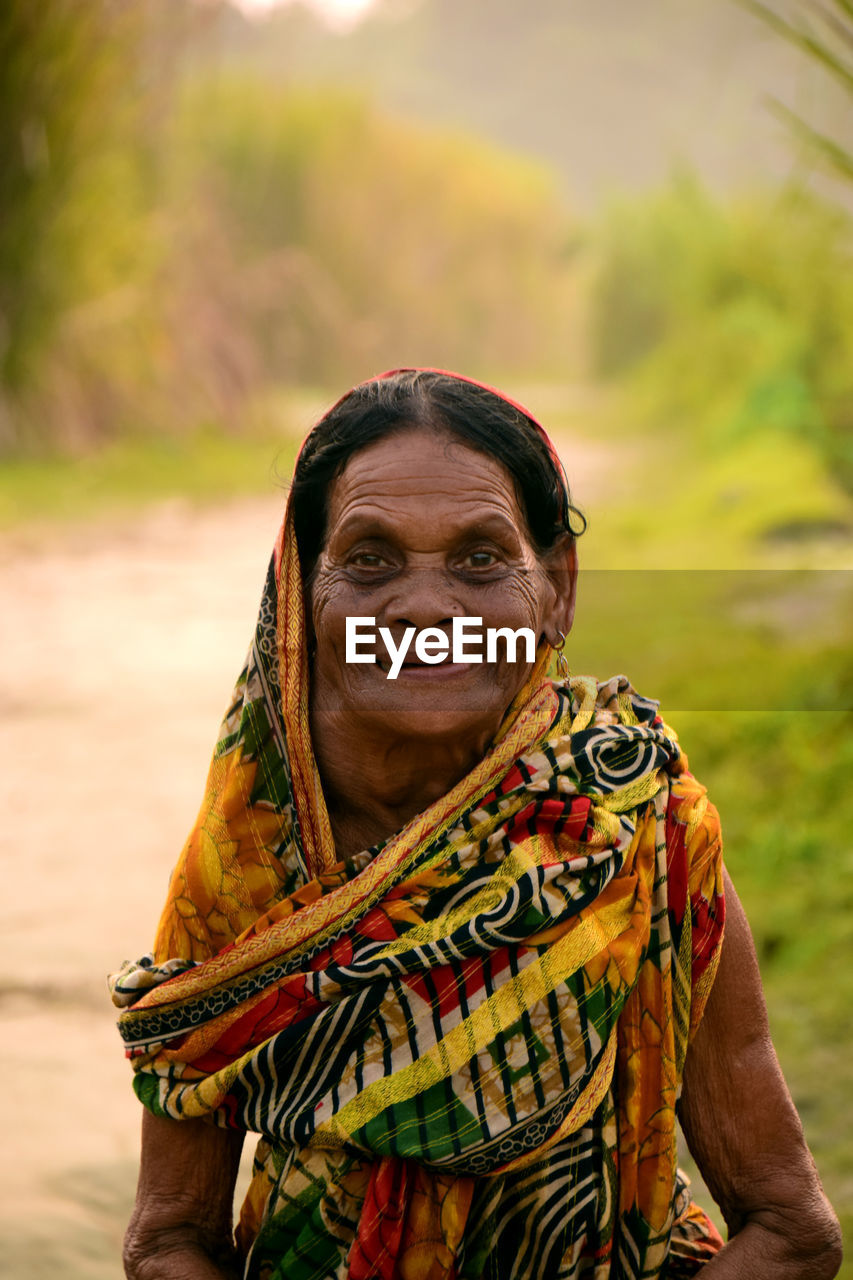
[738,0,853,185]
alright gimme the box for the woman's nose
[381,568,464,631]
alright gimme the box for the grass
[581,430,852,571]
[677,707,853,1264]
[0,380,338,529]
[0,428,298,530]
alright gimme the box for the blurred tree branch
[738,0,853,185]
[770,100,853,181]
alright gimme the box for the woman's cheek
[478,571,545,632]
[308,571,354,663]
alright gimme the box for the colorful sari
[111,384,725,1279]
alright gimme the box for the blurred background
[0,0,851,1275]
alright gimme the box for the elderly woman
[112,370,840,1280]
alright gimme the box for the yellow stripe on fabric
[587,806,623,845]
[313,888,633,1145]
[169,1054,247,1118]
[568,676,599,733]
[491,1023,618,1175]
[683,790,709,851]
[597,770,666,815]
[278,515,337,877]
[616,692,639,726]
[493,648,553,743]
[370,833,540,957]
[673,902,693,1077]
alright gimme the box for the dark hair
[289,370,586,572]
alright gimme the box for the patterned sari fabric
[112,488,725,1280]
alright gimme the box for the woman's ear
[542,534,578,640]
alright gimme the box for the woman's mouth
[376,659,478,681]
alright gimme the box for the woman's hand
[123,1110,245,1280]
[679,869,842,1278]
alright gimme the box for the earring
[553,629,569,679]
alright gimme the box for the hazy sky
[235,0,377,27]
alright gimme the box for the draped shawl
[111,392,725,1280]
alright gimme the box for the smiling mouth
[376,660,477,680]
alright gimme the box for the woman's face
[308,427,577,742]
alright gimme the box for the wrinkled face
[308,427,576,742]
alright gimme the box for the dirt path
[0,494,291,1277]
[0,434,616,1277]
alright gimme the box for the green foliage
[0,2,190,452]
[0,2,127,391]
[589,177,853,493]
[169,79,579,388]
[0,31,580,455]
[676,706,853,1256]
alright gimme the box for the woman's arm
[124,1110,245,1280]
[679,869,842,1278]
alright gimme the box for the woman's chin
[387,707,489,738]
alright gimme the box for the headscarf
[111,371,725,1279]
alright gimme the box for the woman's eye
[348,551,392,570]
[463,549,500,569]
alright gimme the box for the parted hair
[289,370,586,573]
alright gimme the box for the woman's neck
[309,700,496,861]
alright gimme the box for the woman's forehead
[326,429,525,531]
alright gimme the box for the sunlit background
[1,1,851,1275]
[239,0,377,25]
